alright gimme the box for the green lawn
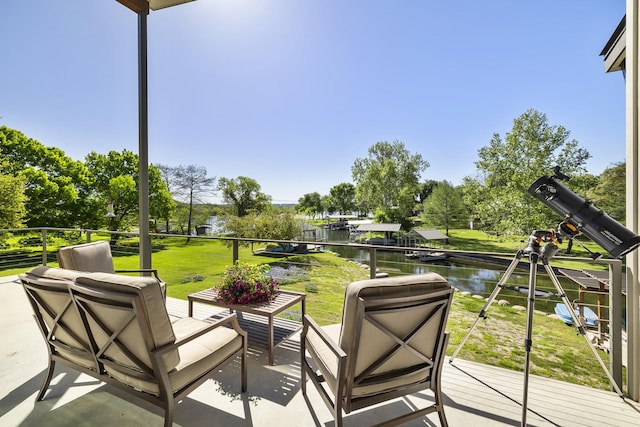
[445,229,610,271]
[447,292,618,391]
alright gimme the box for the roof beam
[150,0,196,10]
[116,0,149,14]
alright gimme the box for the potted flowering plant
[215,262,279,305]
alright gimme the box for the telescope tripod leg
[521,253,539,426]
[450,250,525,363]
[542,261,624,397]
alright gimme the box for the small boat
[554,303,598,327]
[324,220,348,230]
[419,252,446,262]
[405,250,446,262]
[405,250,420,259]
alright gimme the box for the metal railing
[0,226,628,395]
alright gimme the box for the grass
[446,228,524,253]
[445,229,610,271]
[447,292,619,390]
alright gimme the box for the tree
[562,172,599,201]
[84,150,171,242]
[422,181,467,235]
[171,201,214,235]
[586,162,625,223]
[329,183,356,215]
[252,208,303,247]
[174,165,216,235]
[0,146,26,230]
[154,163,180,232]
[223,207,302,250]
[297,192,323,219]
[465,109,591,235]
[171,203,192,234]
[414,179,439,216]
[461,176,485,230]
[321,194,336,216]
[149,167,175,233]
[416,180,438,204]
[351,140,428,224]
[1,126,90,228]
[0,174,27,229]
[217,176,271,217]
[85,150,138,236]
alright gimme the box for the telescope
[452,170,633,426]
[528,174,640,258]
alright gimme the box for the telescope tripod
[449,231,623,426]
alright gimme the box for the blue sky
[1,0,627,204]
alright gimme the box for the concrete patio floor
[2,274,640,426]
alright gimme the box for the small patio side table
[187,289,306,365]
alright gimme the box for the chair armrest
[154,313,247,357]
[303,314,346,359]
[115,269,161,281]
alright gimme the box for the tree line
[0,108,627,242]
[296,109,626,236]
[0,126,274,238]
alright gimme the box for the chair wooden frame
[301,276,453,427]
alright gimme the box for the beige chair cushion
[57,242,167,297]
[110,317,243,395]
[305,323,342,395]
[338,273,451,397]
[168,314,183,324]
[25,265,89,281]
[57,241,116,273]
[74,272,179,372]
[339,273,450,353]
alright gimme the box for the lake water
[316,227,583,314]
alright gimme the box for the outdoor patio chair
[19,267,247,427]
[56,240,167,296]
[301,273,454,427]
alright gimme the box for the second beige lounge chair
[301,273,454,427]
